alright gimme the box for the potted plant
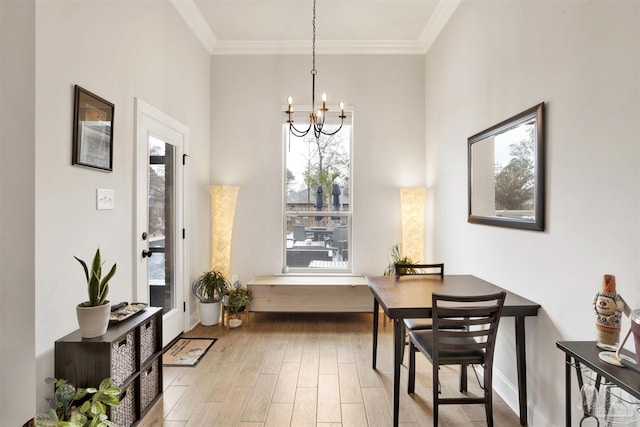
[383,244,416,276]
[34,377,120,427]
[74,248,117,338]
[226,285,253,328]
[192,269,230,326]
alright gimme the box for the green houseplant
[74,248,117,338]
[225,285,253,328]
[383,244,416,276]
[35,377,120,427]
[192,269,230,326]
[227,287,253,316]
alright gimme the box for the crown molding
[211,40,427,56]
[172,0,460,56]
[418,0,461,53]
[169,0,218,54]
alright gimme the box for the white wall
[210,55,427,281]
[425,1,639,425]
[0,1,36,425]
[28,0,212,419]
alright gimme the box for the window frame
[282,108,354,274]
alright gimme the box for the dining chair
[292,223,313,243]
[394,262,444,281]
[392,263,445,360]
[325,225,348,260]
[407,291,506,427]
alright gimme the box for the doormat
[163,338,216,367]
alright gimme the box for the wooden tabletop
[367,274,540,318]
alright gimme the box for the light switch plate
[97,189,115,210]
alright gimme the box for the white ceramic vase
[199,301,221,326]
[76,301,111,338]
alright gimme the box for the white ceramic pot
[229,318,242,328]
[199,301,221,326]
[76,301,111,338]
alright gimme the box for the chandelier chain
[285,0,345,139]
[312,0,316,75]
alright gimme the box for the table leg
[565,354,572,427]
[372,297,379,369]
[393,318,402,427]
[515,315,528,426]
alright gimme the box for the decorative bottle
[593,274,624,349]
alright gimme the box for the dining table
[367,274,540,427]
[306,226,333,241]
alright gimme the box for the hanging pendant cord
[311,0,317,115]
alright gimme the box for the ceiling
[169,0,461,55]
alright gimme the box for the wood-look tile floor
[137,312,520,426]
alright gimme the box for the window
[283,113,353,272]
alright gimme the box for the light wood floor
[137,312,520,427]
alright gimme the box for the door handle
[142,249,153,258]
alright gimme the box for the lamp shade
[210,185,239,280]
[400,187,425,263]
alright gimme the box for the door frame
[135,98,190,345]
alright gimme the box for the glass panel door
[148,136,175,313]
[135,98,187,347]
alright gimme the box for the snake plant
[74,248,117,307]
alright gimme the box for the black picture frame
[72,85,114,171]
[468,102,545,231]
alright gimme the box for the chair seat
[403,318,433,330]
[410,330,485,364]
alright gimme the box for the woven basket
[140,358,160,411]
[110,380,137,427]
[139,317,157,364]
[111,330,136,386]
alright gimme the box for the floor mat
[163,337,216,367]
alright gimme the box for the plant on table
[75,248,117,307]
[383,244,416,276]
[74,248,117,338]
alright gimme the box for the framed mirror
[468,103,545,231]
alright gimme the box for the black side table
[556,341,640,426]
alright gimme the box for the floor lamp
[400,187,425,263]
[210,185,239,280]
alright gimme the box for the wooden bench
[247,275,372,312]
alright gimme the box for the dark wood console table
[556,341,640,426]
[55,307,163,427]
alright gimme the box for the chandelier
[285,0,345,139]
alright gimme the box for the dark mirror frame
[468,102,545,231]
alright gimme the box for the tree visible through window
[283,117,352,272]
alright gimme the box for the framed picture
[72,85,114,171]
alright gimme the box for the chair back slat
[395,263,444,280]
